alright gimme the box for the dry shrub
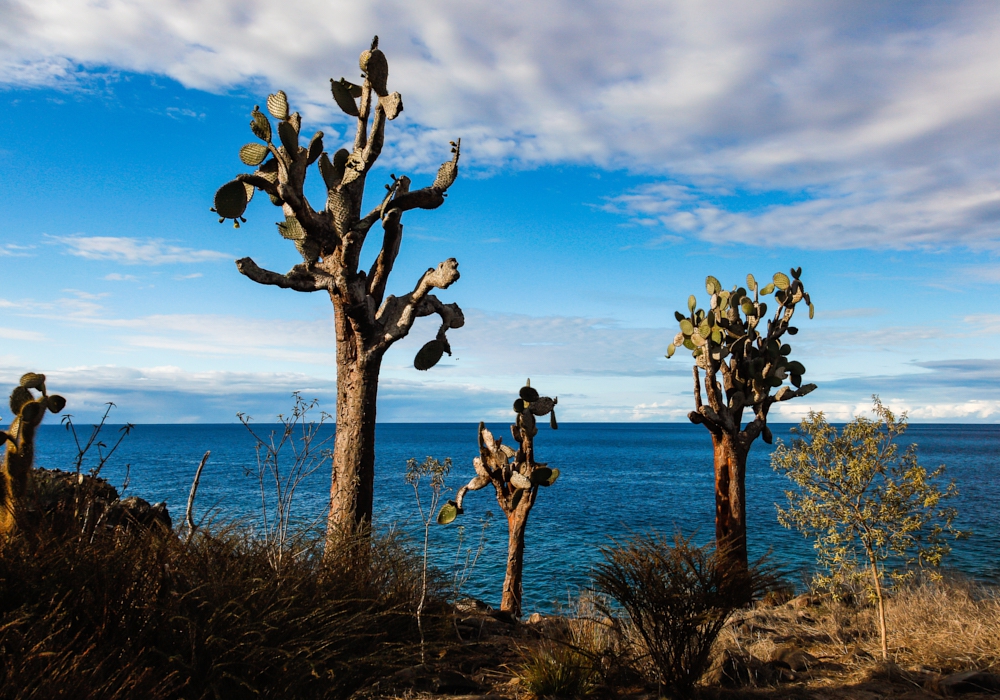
[0,521,442,699]
[593,533,774,698]
[877,578,1000,672]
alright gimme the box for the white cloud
[104,273,138,281]
[51,235,230,265]
[0,327,46,341]
[0,243,35,257]
[3,2,1000,249]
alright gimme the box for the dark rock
[105,496,172,531]
[772,644,817,672]
[937,670,1000,695]
[433,669,482,694]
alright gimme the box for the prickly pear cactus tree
[666,268,816,570]
[0,373,66,537]
[437,381,559,617]
[212,37,464,541]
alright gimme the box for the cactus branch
[235,257,332,292]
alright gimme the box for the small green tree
[772,397,964,660]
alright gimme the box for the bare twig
[184,450,211,543]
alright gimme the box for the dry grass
[881,578,1000,673]
[0,521,447,700]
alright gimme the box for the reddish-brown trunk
[501,504,529,617]
[711,431,748,569]
[327,309,382,544]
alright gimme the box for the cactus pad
[266,91,289,120]
[9,386,31,414]
[379,92,403,120]
[330,78,360,117]
[278,121,299,157]
[363,49,389,96]
[437,501,459,525]
[19,373,45,390]
[214,180,249,220]
[414,339,445,370]
[433,161,458,191]
[530,467,552,486]
[250,107,271,142]
[519,385,539,402]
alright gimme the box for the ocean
[29,422,1000,614]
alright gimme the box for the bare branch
[236,257,332,293]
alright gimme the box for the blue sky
[2,0,1000,423]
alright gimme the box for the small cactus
[1,373,65,537]
[439,380,560,617]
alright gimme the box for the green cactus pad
[706,275,720,294]
[437,501,458,525]
[519,386,539,402]
[531,397,555,416]
[530,467,553,486]
[277,216,306,241]
[434,161,458,191]
[47,395,66,413]
[746,273,757,291]
[760,282,775,295]
[666,344,676,358]
[687,295,697,312]
[364,49,389,96]
[307,132,324,165]
[278,121,299,157]
[214,180,249,220]
[330,78,360,117]
[773,272,790,290]
[266,91,289,120]
[786,360,806,375]
[19,373,45,390]
[250,108,271,142]
[679,319,694,335]
[513,398,525,412]
[808,302,815,319]
[414,340,446,371]
[9,386,32,415]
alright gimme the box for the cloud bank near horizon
[3,1,1000,250]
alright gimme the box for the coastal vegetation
[666,270,816,572]
[212,37,464,541]
[438,381,561,618]
[773,397,964,661]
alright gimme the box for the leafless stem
[184,450,210,543]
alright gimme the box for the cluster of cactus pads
[1,373,66,535]
[438,382,559,525]
[667,269,817,443]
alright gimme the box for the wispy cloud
[0,327,47,341]
[4,2,1000,250]
[0,243,35,257]
[51,235,230,265]
[104,273,138,281]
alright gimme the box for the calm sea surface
[30,422,1000,614]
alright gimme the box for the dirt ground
[369,594,1000,699]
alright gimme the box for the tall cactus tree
[437,381,560,618]
[1,373,66,537]
[212,37,464,539]
[666,269,816,570]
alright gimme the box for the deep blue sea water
[28,422,1000,614]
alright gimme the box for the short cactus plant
[0,373,66,536]
[666,269,816,570]
[212,37,464,542]
[438,380,559,617]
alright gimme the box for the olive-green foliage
[0,523,442,699]
[593,533,774,698]
[773,396,963,592]
[517,643,596,698]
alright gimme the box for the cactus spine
[666,268,815,570]
[0,373,66,537]
[439,380,559,617]
[211,37,464,543]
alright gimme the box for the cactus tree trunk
[712,432,749,569]
[327,310,384,540]
[501,496,533,617]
